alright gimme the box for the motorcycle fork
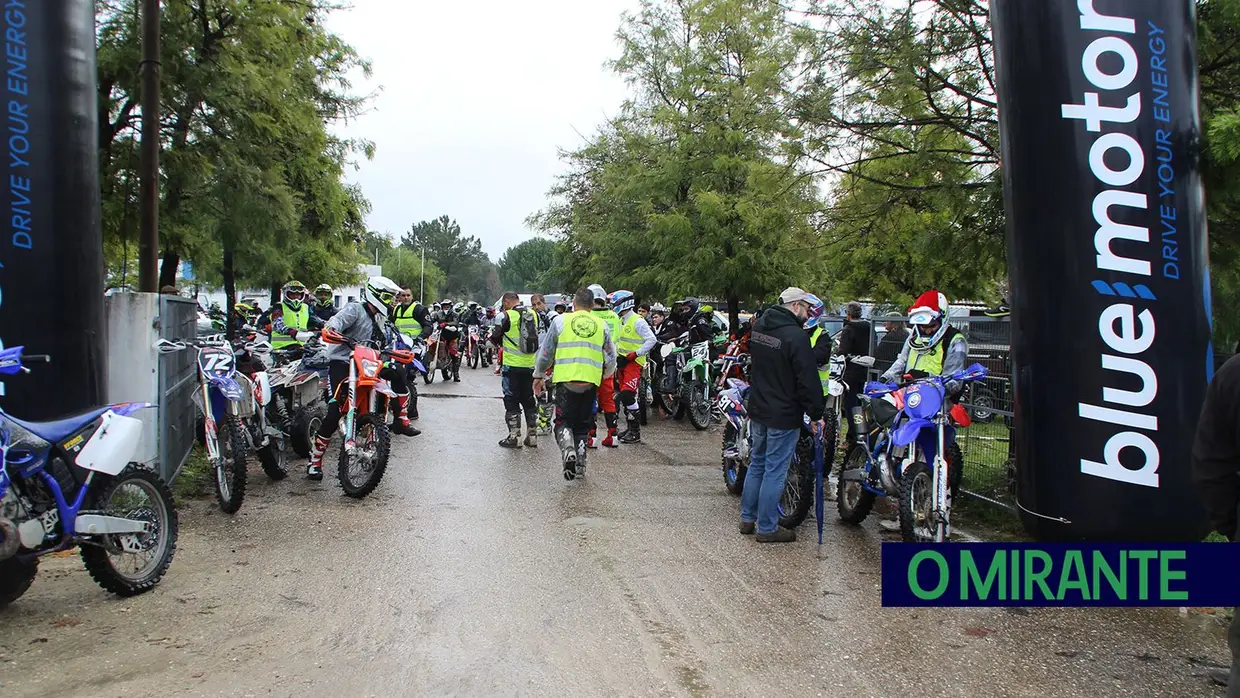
[200,376,221,462]
[342,361,358,448]
[934,417,950,542]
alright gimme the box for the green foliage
[398,216,496,301]
[497,238,558,292]
[96,0,373,296]
[380,247,445,302]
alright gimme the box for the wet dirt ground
[0,369,1230,697]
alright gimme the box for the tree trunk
[158,250,180,289]
[727,294,740,337]
[269,283,281,307]
[223,244,236,342]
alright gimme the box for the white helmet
[588,284,607,305]
[362,276,402,320]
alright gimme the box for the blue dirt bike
[717,378,816,529]
[0,347,179,607]
[836,363,988,542]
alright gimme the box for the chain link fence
[158,295,198,483]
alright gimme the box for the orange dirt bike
[324,331,414,498]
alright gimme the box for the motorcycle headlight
[360,359,380,377]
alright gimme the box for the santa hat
[908,290,948,324]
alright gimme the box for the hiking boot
[393,420,421,437]
[755,527,796,543]
[739,521,755,535]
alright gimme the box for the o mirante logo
[571,315,599,338]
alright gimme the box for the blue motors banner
[881,543,1240,607]
[0,0,105,418]
[991,0,1212,540]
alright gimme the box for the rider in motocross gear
[611,290,657,444]
[879,290,969,397]
[306,276,418,480]
[268,280,324,350]
[433,300,463,382]
[313,284,337,322]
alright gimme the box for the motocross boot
[453,356,462,382]
[619,408,641,444]
[575,439,588,478]
[392,394,421,437]
[523,412,538,448]
[499,412,523,448]
[307,434,331,480]
[587,422,599,449]
[557,425,578,479]
[408,388,420,421]
[601,412,619,448]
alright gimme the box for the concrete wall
[103,293,161,465]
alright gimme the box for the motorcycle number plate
[691,343,709,361]
[198,348,234,377]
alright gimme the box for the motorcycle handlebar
[22,354,50,363]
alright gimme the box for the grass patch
[954,495,1028,541]
[171,445,212,503]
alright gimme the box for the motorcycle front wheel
[898,460,939,542]
[338,413,391,499]
[80,466,179,596]
[688,381,711,430]
[721,422,746,495]
[214,416,249,514]
[468,346,479,369]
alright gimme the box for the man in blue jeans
[741,287,826,543]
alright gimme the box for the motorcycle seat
[6,406,113,443]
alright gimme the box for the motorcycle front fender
[254,372,272,407]
[891,418,932,447]
[681,359,707,380]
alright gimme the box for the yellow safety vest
[553,311,606,385]
[617,312,648,367]
[502,308,538,369]
[810,326,830,396]
[908,327,964,376]
[394,303,423,336]
[271,303,309,349]
[592,309,621,346]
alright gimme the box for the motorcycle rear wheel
[836,445,877,524]
[338,413,391,499]
[214,416,249,514]
[778,435,815,529]
[290,405,323,458]
[80,466,179,596]
[0,557,37,608]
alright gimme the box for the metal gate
[158,295,198,483]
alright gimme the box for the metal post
[137,0,161,293]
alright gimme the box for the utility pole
[137,0,161,292]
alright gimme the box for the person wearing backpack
[492,291,542,448]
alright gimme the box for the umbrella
[814,427,826,545]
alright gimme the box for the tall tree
[399,216,492,299]
[380,248,445,303]
[497,238,558,292]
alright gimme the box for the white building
[196,264,381,312]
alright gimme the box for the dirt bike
[327,333,413,498]
[436,322,463,381]
[0,347,178,607]
[157,334,284,513]
[714,377,815,528]
[657,332,713,430]
[466,324,483,370]
[837,364,987,542]
[267,332,329,458]
[821,351,875,497]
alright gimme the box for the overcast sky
[324,0,638,261]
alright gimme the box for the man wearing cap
[741,287,825,543]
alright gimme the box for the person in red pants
[587,284,622,447]
[609,290,656,443]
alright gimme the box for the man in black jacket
[836,302,872,442]
[1192,354,1240,694]
[741,287,826,543]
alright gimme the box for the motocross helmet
[588,284,608,307]
[468,301,479,312]
[282,280,308,310]
[908,290,950,350]
[611,289,636,315]
[314,283,333,306]
[234,302,258,323]
[362,276,402,320]
[554,301,568,313]
[440,300,453,311]
[453,302,466,316]
[802,295,826,330]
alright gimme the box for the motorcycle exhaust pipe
[850,407,867,445]
[0,517,20,561]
